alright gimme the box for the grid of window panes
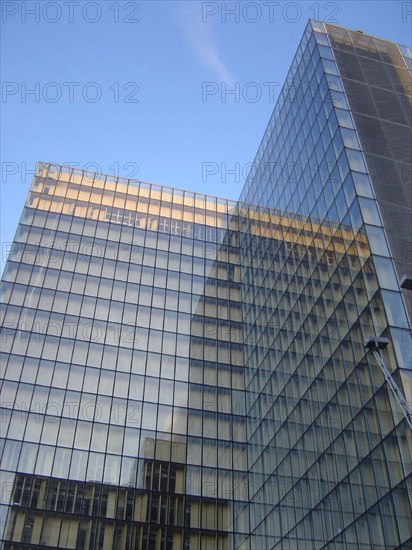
[1,21,411,550]
[0,162,249,549]
[324,22,412,335]
[237,20,411,549]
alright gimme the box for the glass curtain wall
[1,19,411,550]
[238,20,411,549]
[0,162,248,549]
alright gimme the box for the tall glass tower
[1,21,411,550]
[238,20,412,549]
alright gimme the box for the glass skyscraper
[1,20,411,550]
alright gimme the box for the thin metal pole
[371,350,412,430]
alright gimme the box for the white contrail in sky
[180,2,236,86]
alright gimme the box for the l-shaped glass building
[1,21,411,550]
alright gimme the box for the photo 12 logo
[201,2,339,24]
[202,81,280,104]
[1,161,140,184]
[1,2,139,24]
[2,82,139,104]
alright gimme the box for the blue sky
[1,0,411,271]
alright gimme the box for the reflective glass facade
[238,20,411,549]
[1,163,250,549]
[1,20,411,550]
